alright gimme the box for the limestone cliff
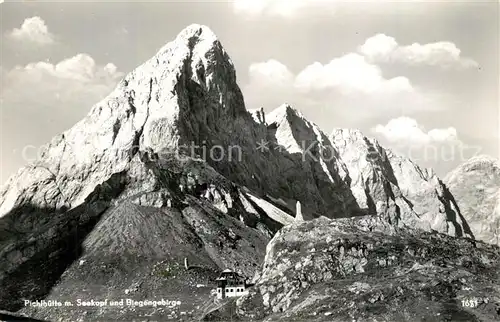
[445,155,500,246]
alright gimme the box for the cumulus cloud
[244,52,447,117]
[371,116,481,173]
[248,59,295,87]
[373,116,459,144]
[244,31,469,116]
[1,54,124,182]
[244,54,444,123]
[294,53,413,95]
[20,54,120,83]
[2,54,123,107]
[244,59,298,109]
[8,16,55,45]
[246,53,413,104]
[3,54,122,97]
[359,33,478,69]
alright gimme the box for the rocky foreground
[0,24,499,321]
[206,217,500,321]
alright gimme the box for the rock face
[263,105,358,219]
[445,155,500,246]
[330,128,473,238]
[210,217,500,322]
[0,24,494,321]
[0,24,247,218]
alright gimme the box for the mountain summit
[0,24,245,216]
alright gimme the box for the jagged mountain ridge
[330,128,473,238]
[0,24,488,321]
[250,105,471,238]
[0,24,470,234]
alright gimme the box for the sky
[0,0,498,184]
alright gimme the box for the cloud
[373,116,459,144]
[248,59,295,87]
[233,0,321,17]
[233,0,431,17]
[243,31,469,117]
[246,53,413,104]
[371,116,482,174]
[294,53,413,95]
[8,16,55,45]
[21,54,117,82]
[359,33,478,69]
[0,53,123,112]
[1,54,124,183]
[2,54,123,104]
[0,54,123,110]
[244,53,441,122]
[244,52,447,118]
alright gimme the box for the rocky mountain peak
[263,104,312,155]
[175,23,219,44]
[0,24,245,217]
[446,154,500,180]
[464,154,499,165]
[445,154,500,183]
[265,103,304,124]
[445,155,500,245]
[329,127,473,238]
[153,23,233,84]
[330,128,368,143]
